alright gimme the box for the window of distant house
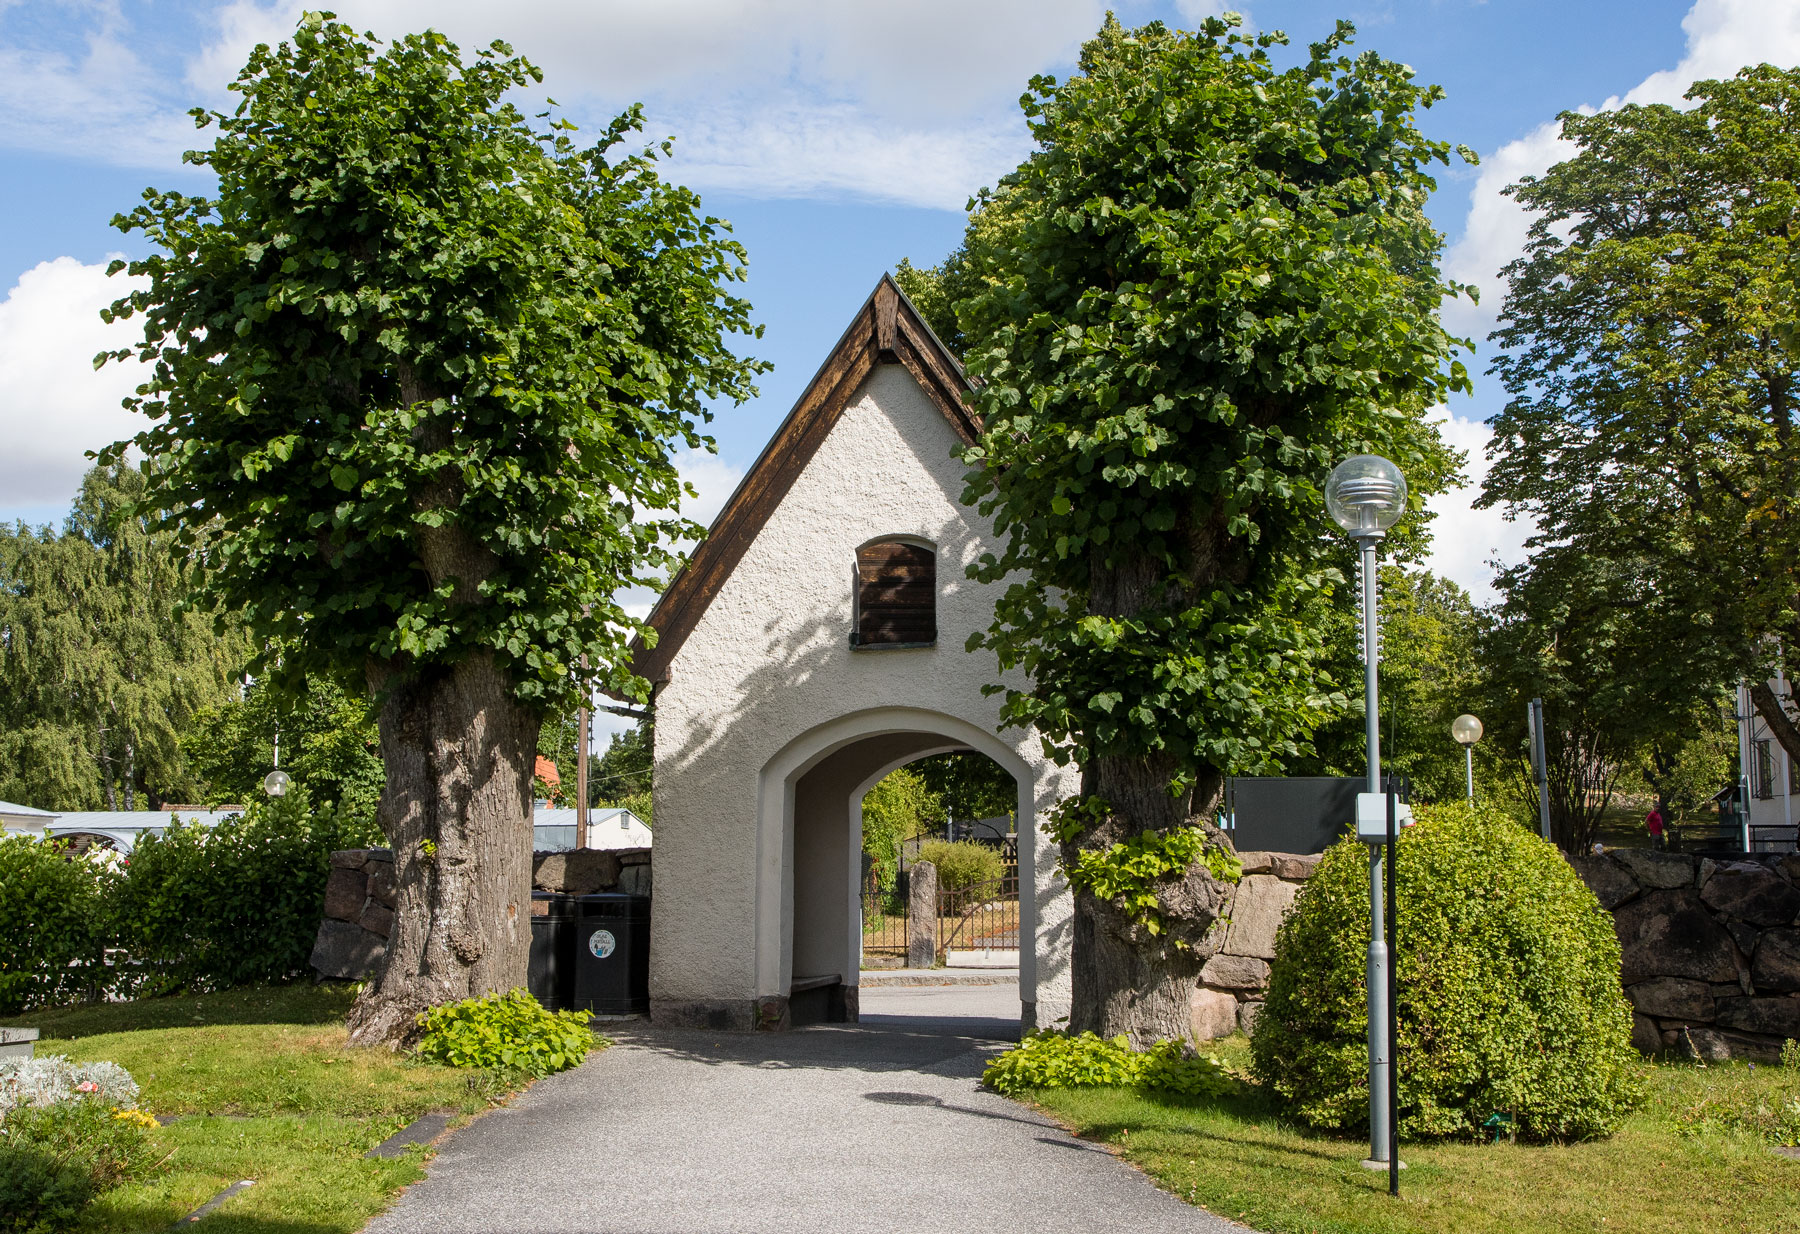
[1754,738,1775,800]
[852,539,936,648]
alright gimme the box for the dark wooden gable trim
[630,275,977,685]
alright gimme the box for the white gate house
[637,277,1077,1030]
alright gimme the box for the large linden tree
[102,15,764,1044]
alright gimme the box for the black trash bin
[572,893,650,1015]
[528,892,575,1012]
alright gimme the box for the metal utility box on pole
[1528,697,1552,843]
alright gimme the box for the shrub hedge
[0,789,378,1011]
[1251,801,1642,1141]
[918,839,1004,909]
[0,837,115,1015]
[982,1030,1238,1100]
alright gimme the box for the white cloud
[176,0,1107,206]
[1443,0,1800,345]
[673,447,745,532]
[0,17,197,167]
[0,258,148,509]
[1421,410,1534,606]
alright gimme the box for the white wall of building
[651,363,1076,1029]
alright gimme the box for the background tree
[860,766,944,901]
[1473,545,1734,851]
[924,15,1471,1042]
[910,751,1017,824]
[1291,566,1480,803]
[0,463,248,810]
[181,674,385,819]
[1481,64,1800,767]
[102,16,762,1044]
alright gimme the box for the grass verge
[1024,1036,1800,1234]
[3,984,540,1232]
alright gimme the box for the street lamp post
[1326,454,1408,1174]
[1451,714,1483,803]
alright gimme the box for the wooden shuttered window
[854,540,936,647]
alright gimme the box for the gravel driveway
[365,984,1249,1234]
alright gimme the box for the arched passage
[754,707,1054,1029]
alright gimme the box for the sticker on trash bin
[587,929,617,959]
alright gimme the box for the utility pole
[575,658,590,851]
[1528,698,1552,843]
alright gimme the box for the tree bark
[344,373,545,1048]
[1066,546,1236,1047]
[1751,679,1800,770]
[345,651,541,1047]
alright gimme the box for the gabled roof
[632,274,977,685]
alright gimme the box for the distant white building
[533,806,651,852]
[1738,678,1798,848]
[0,805,244,854]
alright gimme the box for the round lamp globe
[1451,714,1484,746]
[1325,454,1408,536]
[262,769,291,798]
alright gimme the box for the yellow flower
[111,1107,160,1129]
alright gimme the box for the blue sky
[2,0,1795,626]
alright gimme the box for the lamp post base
[1360,1158,1407,1172]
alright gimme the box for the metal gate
[937,873,1019,959]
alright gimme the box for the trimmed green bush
[116,788,377,995]
[918,839,1004,910]
[983,1030,1237,1100]
[1252,801,1641,1141]
[415,990,602,1078]
[0,835,116,1015]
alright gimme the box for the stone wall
[1189,851,1320,1040]
[309,847,652,981]
[1186,844,1800,1062]
[1568,848,1800,1062]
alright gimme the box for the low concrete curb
[859,968,1019,987]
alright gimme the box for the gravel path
[365,984,1249,1234]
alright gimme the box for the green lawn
[1025,1037,1800,1234]
[3,984,533,1233]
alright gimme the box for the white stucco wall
[652,362,1076,1027]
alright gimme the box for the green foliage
[944,14,1470,808]
[862,768,943,898]
[917,839,1004,907]
[414,990,601,1079]
[0,1092,163,1233]
[1481,66,1800,777]
[1671,1058,1800,1148]
[0,837,116,1015]
[115,788,377,995]
[1292,567,1481,804]
[99,14,765,715]
[0,462,250,811]
[908,752,1017,824]
[983,1030,1237,1100]
[1475,549,1734,852]
[1253,801,1642,1141]
[1063,826,1241,938]
[591,721,653,807]
[181,674,383,819]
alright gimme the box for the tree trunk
[1751,680,1800,768]
[345,651,542,1047]
[1066,546,1236,1047]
